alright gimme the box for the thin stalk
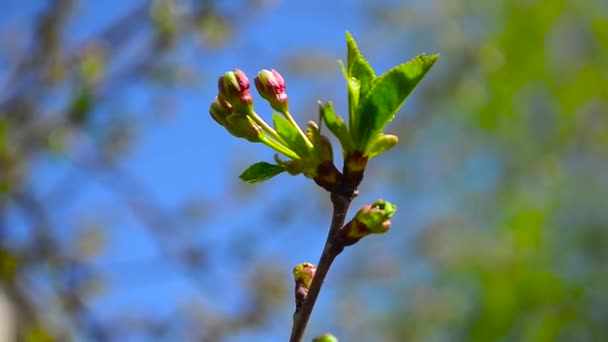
[284,111,314,150]
[260,135,299,160]
[249,111,286,145]
[289,192,353,342]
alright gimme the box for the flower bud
[209,97,231,126]
[338,200,397,246]
[356,199,397,234]
[255,69,289,113]
[293,262,316,290]
[225,114,263,142]
[293,262,316,313]
[218,69,253,114]
[313,333,339,342]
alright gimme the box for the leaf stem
[249,111,286,145]
[289,191,353,342]
[260,135,300,160]
[284,111,314,150]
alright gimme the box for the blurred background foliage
[1,0,607,341]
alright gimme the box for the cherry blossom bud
[209,97,231,126]
[255,69,289,112]
[218,69,253,114]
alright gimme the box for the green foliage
[346,32,375,95]
[345,31,375,138]
[365,134,399,158]
[318,101,353,152]
[239,161,285,183]
[214,32,436,187]
[335,33,437,157]
[356,54,437,150]
[273,113,311,157]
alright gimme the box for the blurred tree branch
[0,1,283,340]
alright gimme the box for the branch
[289,191,354,342]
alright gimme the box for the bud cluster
[210,69,261,142]
[210,68,343,189]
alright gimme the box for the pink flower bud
[217,69,253,113]
[255,69,289,112]
[293,262,316,289]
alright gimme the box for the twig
[289,191,354,342]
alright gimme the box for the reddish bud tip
[293,262,316,289]
[218,69,253,113]
[255,69,289,112]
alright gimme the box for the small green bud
[225,114,263,142]
[209,97,231,126]
[356,199,397,234]
[255,69,289,113]
[218,69,253,114]
[338,200,397,246]
[293,262,316,289]
[313,333,339,342]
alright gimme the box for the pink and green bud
[218,69,253,114]
[356,199,397,234]
[339,200,397,246]
[255,69,289,112]
[293,262,316,312]
[293,262,316,290]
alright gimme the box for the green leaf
[343,32,376,144]
[357,54,438,150]
[239,162,285,183]
[318,101,354,152]
[272,113,309,157]
[338,60,361,138]
[346,31,375,96]
[366,134,399,158]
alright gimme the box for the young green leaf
[338,60,361,138]
[357,54,438,150]
[365,134,399,158]
[345,31,375,96]
[273,113,310,157]
[318,101,353,153]
[239,161,285,183]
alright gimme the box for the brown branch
[289,191,355,342]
